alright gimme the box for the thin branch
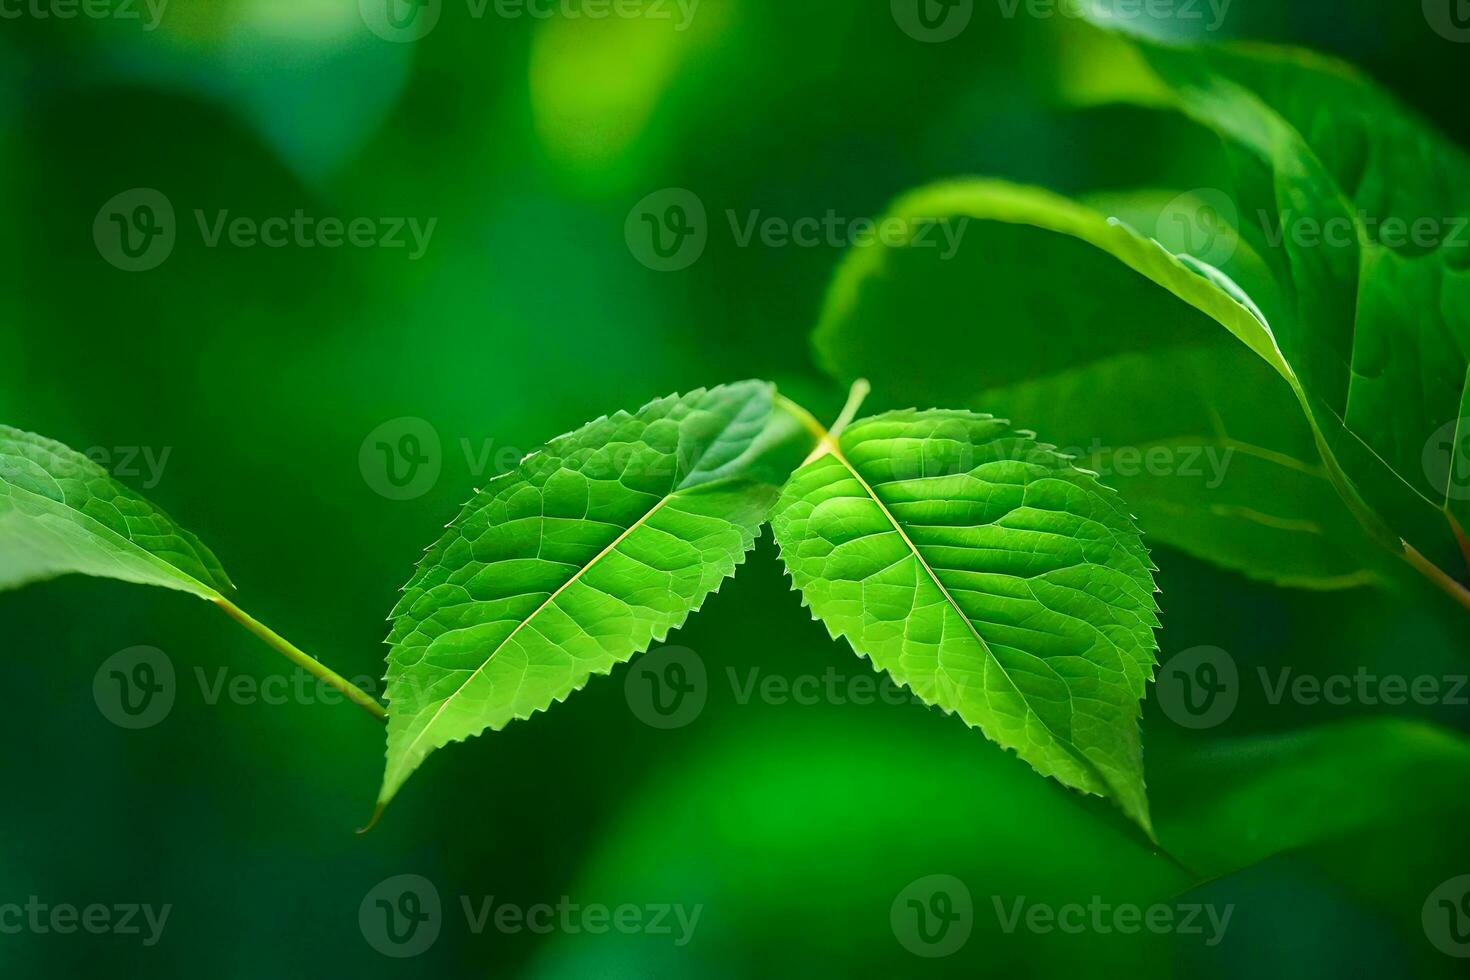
[1401,542,1470,613]
[213,597,387,722]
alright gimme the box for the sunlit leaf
[0,425,233,598]
[379,380,809,807]
[771,409,1160,831]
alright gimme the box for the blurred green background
[3,0,1470,976]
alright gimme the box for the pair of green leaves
[376,380,1158,830]
[818,22,1470,597]
[0,379,1161,832]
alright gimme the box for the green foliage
[1110,28,1470,575]
[5,20,1470,951]
[771,410,1159,831]
[0,382,1168,831]
[0,424,232,598]
[816,23,1470,595]
[379,381,807,807]
[814,180,1380,589]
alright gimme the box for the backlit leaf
[771,409,1160,831]
[378,380,809,807]
[0,424,233,598]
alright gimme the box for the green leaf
[982,343,1381,590]
[770,409,1160,832]
[1079,25,1470,575]
[815,179,1383,589]
[1111,34,1470,570]
[820,27,1470,591]
[0,425,233,598]
[378,380,809,808]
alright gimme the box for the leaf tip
[357,802,387,835]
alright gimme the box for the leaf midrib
[393,493,675,771]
